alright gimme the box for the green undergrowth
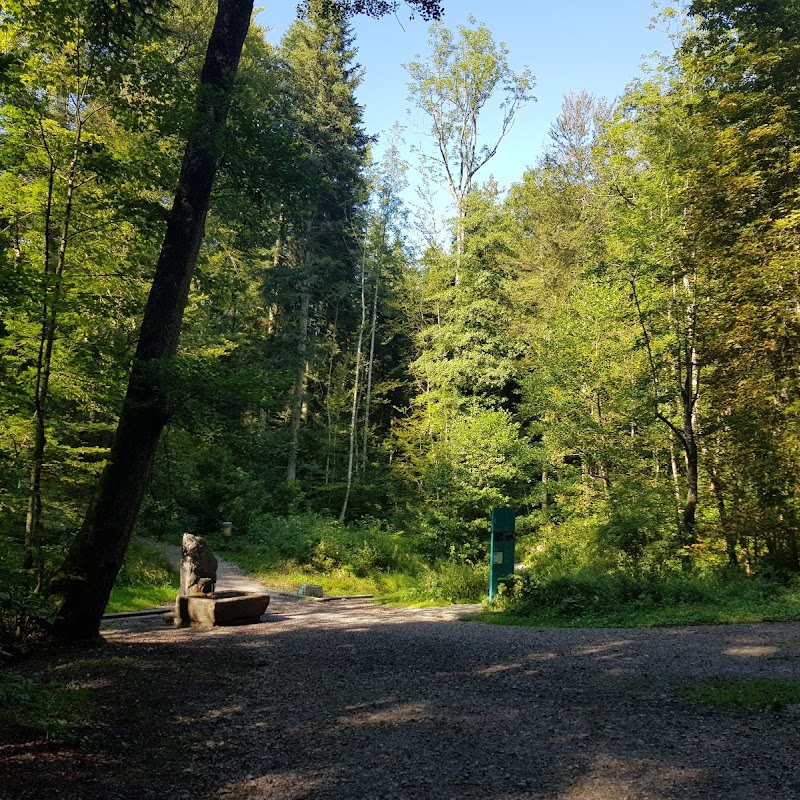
[235,561,487,606]
[245,564,406,597]
[143,513,800,623]
[0,671,93,738]
[681,679,800,712]
[198,513,487,605]
[106,541,179,613]
[474,568,800,628]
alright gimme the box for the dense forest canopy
[1,0,798,639]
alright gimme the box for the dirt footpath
[3,582,800,800]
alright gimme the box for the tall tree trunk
[324,308,339,485]
[266,210,284,335]
[703,441,736,568]
[340,259,367,522]
[361,249,382,475]
[682,424,698,542]
[23,149,57,576]
[669,435,681,505]
[50,0,254,641]
[679,268,700,546]
[541,468,548,511]
[631,274,700,547]
[287,284,310,481]
[25,105,82,582]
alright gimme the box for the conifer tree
[277,0,368,485]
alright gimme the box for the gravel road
[4,561,800,800]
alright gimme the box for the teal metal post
[489,507,516,600]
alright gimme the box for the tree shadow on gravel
[2,613,800,800]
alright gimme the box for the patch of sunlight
[553,755,701,799]
[574,640,633,657]
[724,645,779,658]
[337,701,431,728]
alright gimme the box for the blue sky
[256,1,674,216]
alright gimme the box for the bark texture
[50,0,254,640]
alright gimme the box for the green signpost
[489,507,515,600]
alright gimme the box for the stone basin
[174,590,270,628]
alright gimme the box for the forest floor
[3,557,800,800]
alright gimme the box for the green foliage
[597,479,681,562]
[485,568,800,627]
[139,425,293,537]
[397,406,530,519]
[681,679,800,713]
[106,540,179,614]
[205,513,409,573]
[0,671,92,738]
[373,561,488,605]
[520,514,607,576]
[417,560,487,603]
[498,568,713,616]
[0,532,58,642]
[202,513,489,603]
[2,0,800,639]
[405,17,533,215]
[682,0,800,569]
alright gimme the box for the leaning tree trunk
[50,0,254,641]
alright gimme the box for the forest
[1,0,799,642]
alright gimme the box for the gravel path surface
[4,559,800,800]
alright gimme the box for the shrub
[211,513,419,577]
[423,561,488,603]
[0,671,91,738]
[496,567,718,617]
[115,542,175,588]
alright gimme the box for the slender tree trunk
[669,435,681,504]
[25,105,82,580]
[266,210,284,335]
[50,0,254,641]
[740,539,753,576]
[24,157,57,575]
[679,278,700,545]
[541,468,548,512]
[287,284,310,481]
[454,216,464,286]
[258,213,284,435]
[361,249,381,475]
[705,449,736,567]
[340,260,367,522]
[631,273,700,547]
[593,390,611,491]
[324,308,339,485]
[682,408,698,541]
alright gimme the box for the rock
[298,583,324,598]
[179,533,218,597]
[175,592,270,627]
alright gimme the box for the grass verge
[0,671,93,738]
[680,679,800,711]
[106,541,179,614]
[472,597,800,627]
[203,523,487,605]
[473,570,800,628]
[231,563,486,606]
